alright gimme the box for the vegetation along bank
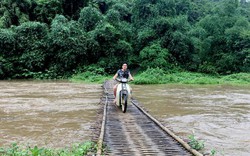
[0,0,250,81]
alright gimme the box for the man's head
[122,63,127,70]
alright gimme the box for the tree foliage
[0,0,250,79]
[139,43,170,69]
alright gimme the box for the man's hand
[113,73,118,80]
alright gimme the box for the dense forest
[0,0,250,79]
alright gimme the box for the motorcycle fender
[116,83,131,106]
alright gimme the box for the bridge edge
[131,100,204,156]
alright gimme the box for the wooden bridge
[96,80,203,156]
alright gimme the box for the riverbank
[0,141,97,156]
[70,68,250,85]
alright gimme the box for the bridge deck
[99,80,201,156]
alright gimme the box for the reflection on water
[133,84,250,156]
[0,81,101,148]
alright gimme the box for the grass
[187,134,221,156]
[70,71,110,84]
[70,65,111,84]
[0,141,97,156]
[133,68,250,85]
[70,67,250,85]
[188,134,205,151]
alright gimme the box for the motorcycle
[115,78,132,113]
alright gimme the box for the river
[0,81,249,156]
[0,80,101,148]
[133,84,250,156]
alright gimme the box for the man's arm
[113,73,118,80]
[129,72,134,81]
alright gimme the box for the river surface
[133,84,250,156]
[0,80,101,148]
[1,81,249,155]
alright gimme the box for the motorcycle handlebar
[114,78,133,82]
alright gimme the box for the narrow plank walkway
[101,80,200,156]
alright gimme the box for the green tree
[175,0,191,15]
[105,9,121,25]
[224,18,250,72]
[78,6,103,32]
[34,0,63,24]
[156,0,176,17]
[47,15,88,76]
[0,0,35,28]
[14,21,48,77]
[0,29,16,78]
[139,43,170,69]
[132,0,159,28]
[62,0,89,19]
[0,0,250,79]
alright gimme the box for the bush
[70,65,109,83]
[221,73,250,84]
[133,68,167,84]
[198,62,218,75]
[134,70,227,85]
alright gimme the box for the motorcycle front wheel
[122,94,127,113]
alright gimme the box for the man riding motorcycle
[113,63,134,103]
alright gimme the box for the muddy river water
[133,84,250,156]
[0,81,101,148]
[0,81,249,156]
